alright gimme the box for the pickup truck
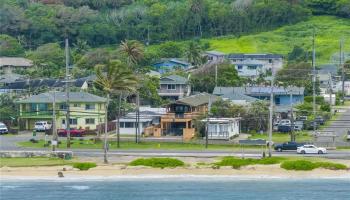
[274,142,304,152]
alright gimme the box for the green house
[17,92,107,130]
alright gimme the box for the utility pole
[312,30,317,135]
[65,38,71,148]
[268,65,274,157]
[340,39,345,103]
[290,90,294,142]
[329,73,333,113]
[135,93,140,143]
[205,95,212,149]
[52,91,57,151]
[104,94,110,164]
[215,65,218,87]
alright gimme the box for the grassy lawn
[0,157,73,167]
[17,139,262,150]
[204,16,350,65]
[248,132,312,143]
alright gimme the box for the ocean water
[1,177,349,200]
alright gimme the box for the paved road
[317,107,350,146]
[1,133,350,159]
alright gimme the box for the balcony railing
[161,112,201,119]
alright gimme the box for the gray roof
[213,86,304,96]
[17,92,106,103]
[177,93,221,107]
[227,54,283,59]
[0,57,33,67]
[205,51,226,56]
[221,92,259,103]
[160,75,188,84]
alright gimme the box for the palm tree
[119,40,145,68]
[95,59,138,163]
[186,41,203,67]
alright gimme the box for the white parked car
[0,122,8,134]
[297,145,327,154]
[279,119,291,126]
[34,121,51,132]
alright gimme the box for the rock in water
[58,171,64,178]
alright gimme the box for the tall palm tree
[186,41,203,67]
[95,59,138,163]
[119,40,145,68]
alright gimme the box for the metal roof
[0,57,33,67]
[227,54,283,59]
[204,51,226,56]
[17,92,107,103]
[213,86,304,96]
[160,75,188,85]
[176,93,221,107]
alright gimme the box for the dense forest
[1,0,349,49]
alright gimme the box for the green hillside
[205,16,350,65]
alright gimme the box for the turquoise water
[1,178,349,200]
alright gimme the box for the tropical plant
[185,41,203,67]
[94,59,137,163]
[119,39,145,68]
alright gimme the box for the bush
[281,160,316,171]
[215,157,285,169]
[72,162,97,170]
[129,158,185,168]
[281,160,348,171]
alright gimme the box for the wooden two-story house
[158,93,220,141]
[158,75,191,101]
[17,92,106,130]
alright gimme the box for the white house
[203,51,226,63]
[227,54,283,78]
[334,81,350,96]
[116,107,166,135]
[201,118,240,140]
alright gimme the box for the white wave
[1,185,20,189]
[65,185,90,190]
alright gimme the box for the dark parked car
[315,116,325,125]
[274,142,304,152]
[58,128,86,137]
[277,125,291,133]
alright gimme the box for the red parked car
[58,128,85,137]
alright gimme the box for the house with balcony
[227,54,283,78]
[159,93,221,141]
[17,92,106,130]
[158,75,191,101]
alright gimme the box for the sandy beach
[1,164,350,180]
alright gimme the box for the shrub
[129,158,185,168]
[215,157,285,169]
[316,162,347,170]
[281,160,348,171]
[72,162,97,170]
[281,160,316,171]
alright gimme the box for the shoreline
[2,164,350,181]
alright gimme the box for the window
[124,122,134,128]
[247,65,257,70]
[85,104,95,110]
[60,104,67,110]
[30,103,37,111]
[167,84,176,90]
[237,65,243,70]
[38,103,48,111]
[85,118,95,124]
[119,122,125,128]
[73,103,80,107]
[69,119,77,125]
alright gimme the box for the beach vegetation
[129,158,185,169]
[0,157,71,167]
[215,157,286,169]
[280,160,348,171]
[72,162,97,171]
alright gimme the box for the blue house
[213,86,304,106]
[152,59,191,74]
